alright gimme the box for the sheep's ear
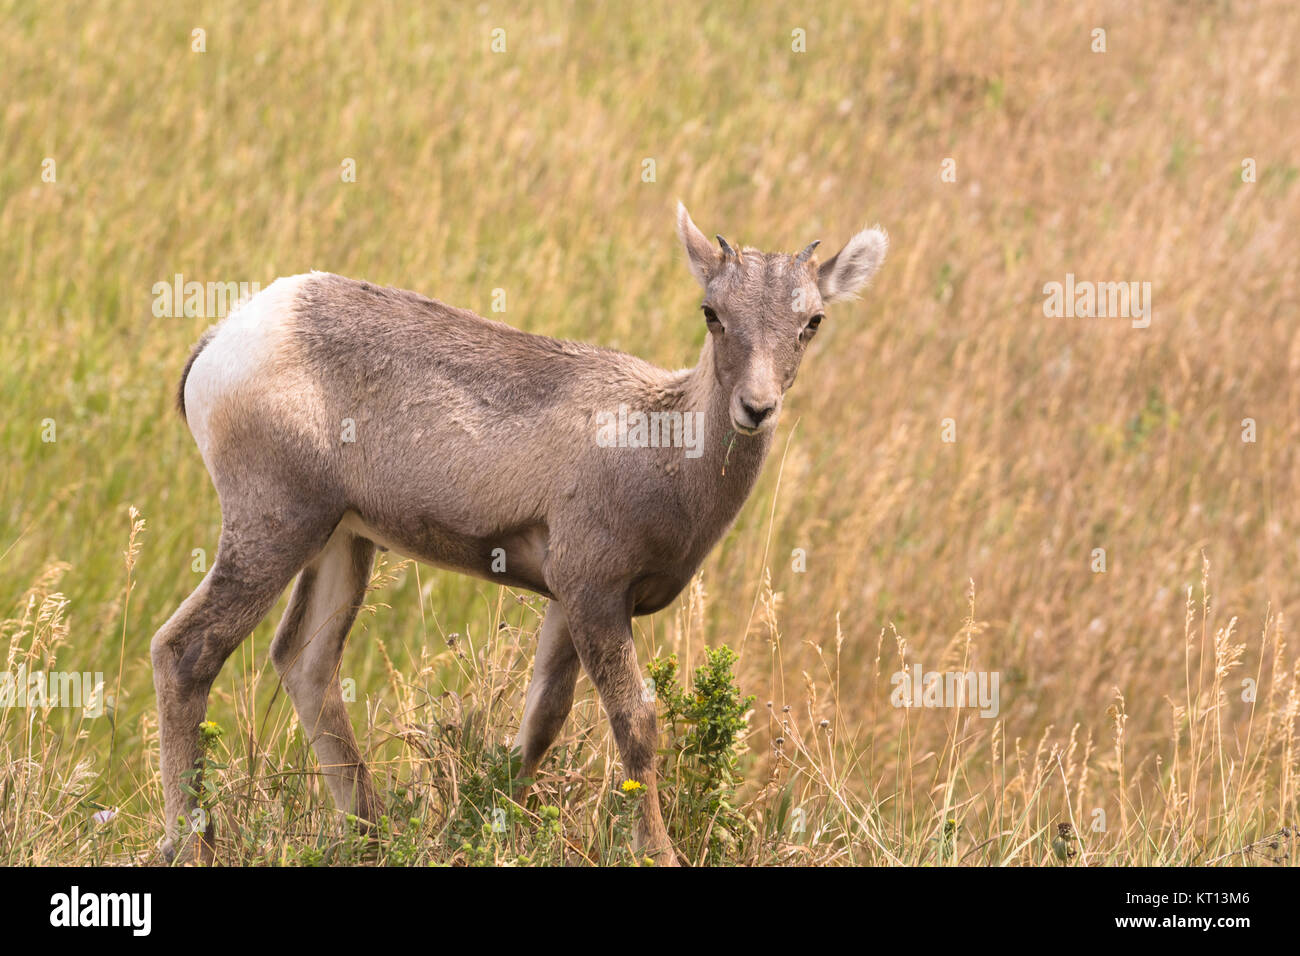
[676,201,718,288]
[817,226,888,304]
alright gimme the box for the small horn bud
[716,235,738,259]
[795,240,821,263]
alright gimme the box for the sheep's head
[676,202,887,435]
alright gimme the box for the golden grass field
[3,0,1299,865]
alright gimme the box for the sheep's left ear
[817,226,888,304]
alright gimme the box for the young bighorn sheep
[152,203,887,864]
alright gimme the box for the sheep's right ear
[676,201,718,288]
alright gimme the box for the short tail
[176,327,218,421]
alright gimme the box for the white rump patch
[184,273,313,459]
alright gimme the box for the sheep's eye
[803,313,823,335]
[702,305,722,329]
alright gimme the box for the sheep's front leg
[565,598,678,866]
[513,602,581,789]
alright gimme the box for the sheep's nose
[741,398,775,425]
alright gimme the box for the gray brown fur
[150,204,887,865]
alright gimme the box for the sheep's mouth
[730,420,762,437]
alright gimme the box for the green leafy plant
[444,743,527,858]
[648,645,755,865]
[176,718,225,861]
